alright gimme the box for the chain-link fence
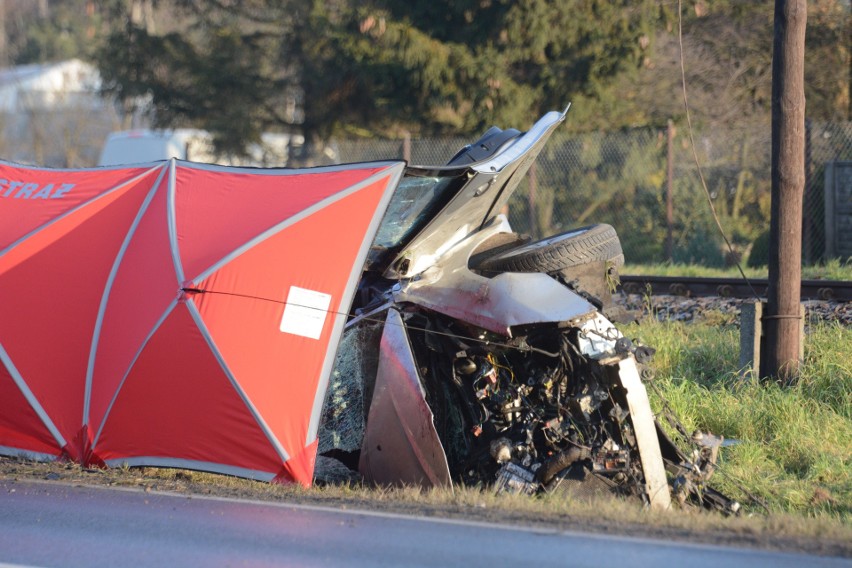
[3,105,849,267]
[335,121,852,267]
[0,105,121,167]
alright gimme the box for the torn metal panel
[603,355,672,511]
[577,313,622,358]
[394,218,596,337]
[385,110,569,279]
[359,309,452,488]
[397,270,596,337]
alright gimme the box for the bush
[747,229,771,268]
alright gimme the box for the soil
[2,456,850,559]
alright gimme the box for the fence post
[803,118,812,264]
[401,131,411,163]
[666,120,675,262]
[824,161,835,258]
[739,301,763,379]
[528,162,537,239]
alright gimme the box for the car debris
[317,108,740,514]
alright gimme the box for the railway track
[619,275,852,302]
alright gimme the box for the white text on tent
[0,180,76,199]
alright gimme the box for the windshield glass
[372,174,461,249]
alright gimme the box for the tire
[478,224,623,274]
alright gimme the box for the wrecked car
[316,109,740,514]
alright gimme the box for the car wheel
[478,224,624,274]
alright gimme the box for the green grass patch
[623,259,852,281]
[626,317,852,521]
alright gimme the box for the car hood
[382,108,569,279]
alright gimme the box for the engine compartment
[407,315,644,496]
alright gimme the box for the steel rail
[619,275,852,302]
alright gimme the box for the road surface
[0,480,848,567]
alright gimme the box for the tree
[608,1,849,127]
[94,0,663,161]
[2,0,99,65]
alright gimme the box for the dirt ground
[2,456,849,559]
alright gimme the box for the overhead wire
[672,3,781,514]
[676,0,761,301]
[182,287,561,354]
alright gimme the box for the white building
[0,58,103,111]
[0,59,119,166]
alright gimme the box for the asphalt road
[0,480,848,568]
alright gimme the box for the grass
[624,317,852,522]
[623,258,852,281]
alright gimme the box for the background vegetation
[1,1,848,145]
[0,1,850,266]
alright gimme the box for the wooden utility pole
[763,0,807,384]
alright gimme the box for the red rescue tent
[0,158,403,485]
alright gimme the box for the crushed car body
[318,108,740,514]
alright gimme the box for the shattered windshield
[372,174,461,250]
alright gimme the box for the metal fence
[334,120,852,267]
[0,106,122,168]
[3,105,849,267]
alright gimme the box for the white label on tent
[279,286,332,340]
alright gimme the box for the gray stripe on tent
[185,300,291,464]
[166,159,185,284]
[188,161,407,283]
[169,161,405,285]
[91,299,178,448]
[0,444,58,462]
[306,163,406,445]
[83,167,170,428]
[176,159,402,177]
[0,342,67,449]
[0,165,166,261]
[104,456,276,482]
[0,158,167,173]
